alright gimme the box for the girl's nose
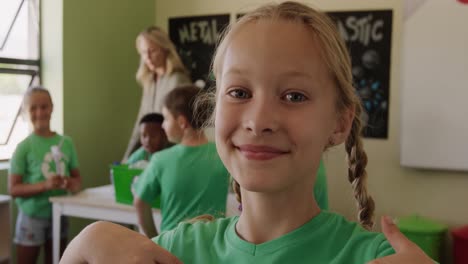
[243,97,279,136]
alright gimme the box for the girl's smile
[235,144,290,161]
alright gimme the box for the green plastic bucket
[397,215,447,262]
[111,164,160,208]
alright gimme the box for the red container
[452,225,468,264]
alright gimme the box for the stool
[452,225,468,264]
[397,215,447,262]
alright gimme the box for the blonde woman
[124,26,191,160]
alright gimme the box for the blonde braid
[344,104,375,230]
[231,179,242,210]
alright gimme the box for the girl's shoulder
[320,211,383,239]
[11,134,35,156]
[152,144,182,159]
[319,212,394,259]
[153,216,236,249]
[59,134,74,143]
[16,134,35,147]
[48,133,74,147]
[185,216,234,232]
[15,133,57,149]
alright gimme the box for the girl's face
[161,107,184,143]
[28,92,53,132]
[137,36,166,72]
[215,20,352,194]
[139,122,166,154]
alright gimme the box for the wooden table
[49,185,162,264]
[50,185,239,264]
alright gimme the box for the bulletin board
[400,0,468,171]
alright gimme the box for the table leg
[53,203,61,264]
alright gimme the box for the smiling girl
[60,2,434,264]
[9,86,81,264]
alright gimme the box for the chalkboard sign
[328,10,393,139]
[169,14,230,89]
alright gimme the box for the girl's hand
[368,216,435,264]
[66,168,82,194]
[61,177,80,193]
[65,177,81,193]
[61,221,183,264]
[44,175,64,191]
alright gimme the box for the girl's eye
[228,89,251,99]
[283,92,308,102]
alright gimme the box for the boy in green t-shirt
[133,85,229,237]
[9,86,82,263]
[126,113,169,167]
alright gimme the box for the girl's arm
[134,196,158,237]
[8,173,64,198]
[60,221,182,264]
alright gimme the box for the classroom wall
[58,0,155,238]
[0,171,7,195]
[155,1,468,261]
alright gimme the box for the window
[0,0,40,161]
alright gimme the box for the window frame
[0,0,41,161]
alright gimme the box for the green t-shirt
[154,211,394,263]
[9,133,79,218]
[135,143,229,232]
[126,147,153,165]
[315,159,328,210]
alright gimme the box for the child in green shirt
[126,113,169,167]
[133,85,229,237]
[9,86,82,264]
[61,2,434,264]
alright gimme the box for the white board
[401,0,468,171]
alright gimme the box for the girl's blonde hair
[135,26,188,87]
[205,1,375,230]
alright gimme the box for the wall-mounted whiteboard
[401,0,468,171]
